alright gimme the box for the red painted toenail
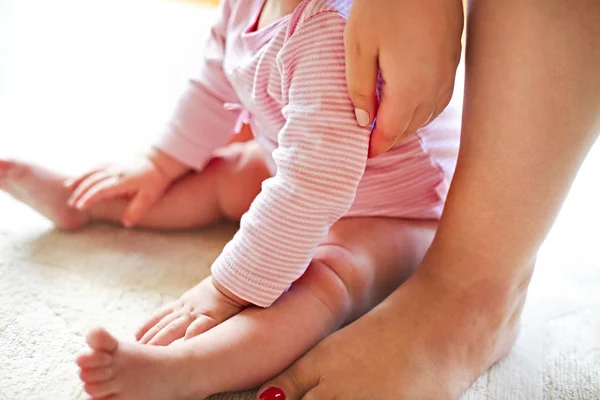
[259,387,285,400]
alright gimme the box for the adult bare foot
[77,327,210,400]
[0,160,89,229]
[259,267,524,400]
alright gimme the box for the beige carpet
[1,1,599,399]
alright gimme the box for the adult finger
[257,354,320,400]
[425,86,455,127]
[402,102,436,137]
[344,24,378,127]
[368,86,414,157]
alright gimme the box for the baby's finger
[76,177,130,211]
[184,315,219,340]
[138,310,181,344]
[67,172,110,208]
[64,166,107,190]
[148,314,193,346]
[122,190,158,228]
[135,305,174,341]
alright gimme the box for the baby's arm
[135,9,371,346]
[68,0,241,226]
[211,11,371,307]
[154,0,240,170]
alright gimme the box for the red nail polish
[259,387,285,400]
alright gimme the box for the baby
[0,0,461,398]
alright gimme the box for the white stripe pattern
[155,0,461,307]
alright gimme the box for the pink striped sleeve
[154,0,240,170]
[211,11,370,307]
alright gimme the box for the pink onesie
[155,0,462,307]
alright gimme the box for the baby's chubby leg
[77,217,437,400]
[0,160,88,229]
[0,141,270,230]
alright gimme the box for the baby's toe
[86,327,119,353]
[0,160,17,181]
[76,350,112,368]
[0,159,16,172]
[79,366,114,383]
[84,380,119,398]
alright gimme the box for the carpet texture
[1,1,599,399]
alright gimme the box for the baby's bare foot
[0,160,88,229]
[77,327,208,400]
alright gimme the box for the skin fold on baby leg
[77,217,437,400]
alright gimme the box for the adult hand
[345,0,464,156]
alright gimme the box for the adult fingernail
[354,108,371,127]
[259,387,285,400]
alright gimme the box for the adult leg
[259,1,600,399]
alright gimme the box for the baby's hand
[136,276,250,346]
[65,149,188,227]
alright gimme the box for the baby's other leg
[78,217,436,400]
[88,141,271,230]
[0,141,269,231]
[0,160,89,229]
